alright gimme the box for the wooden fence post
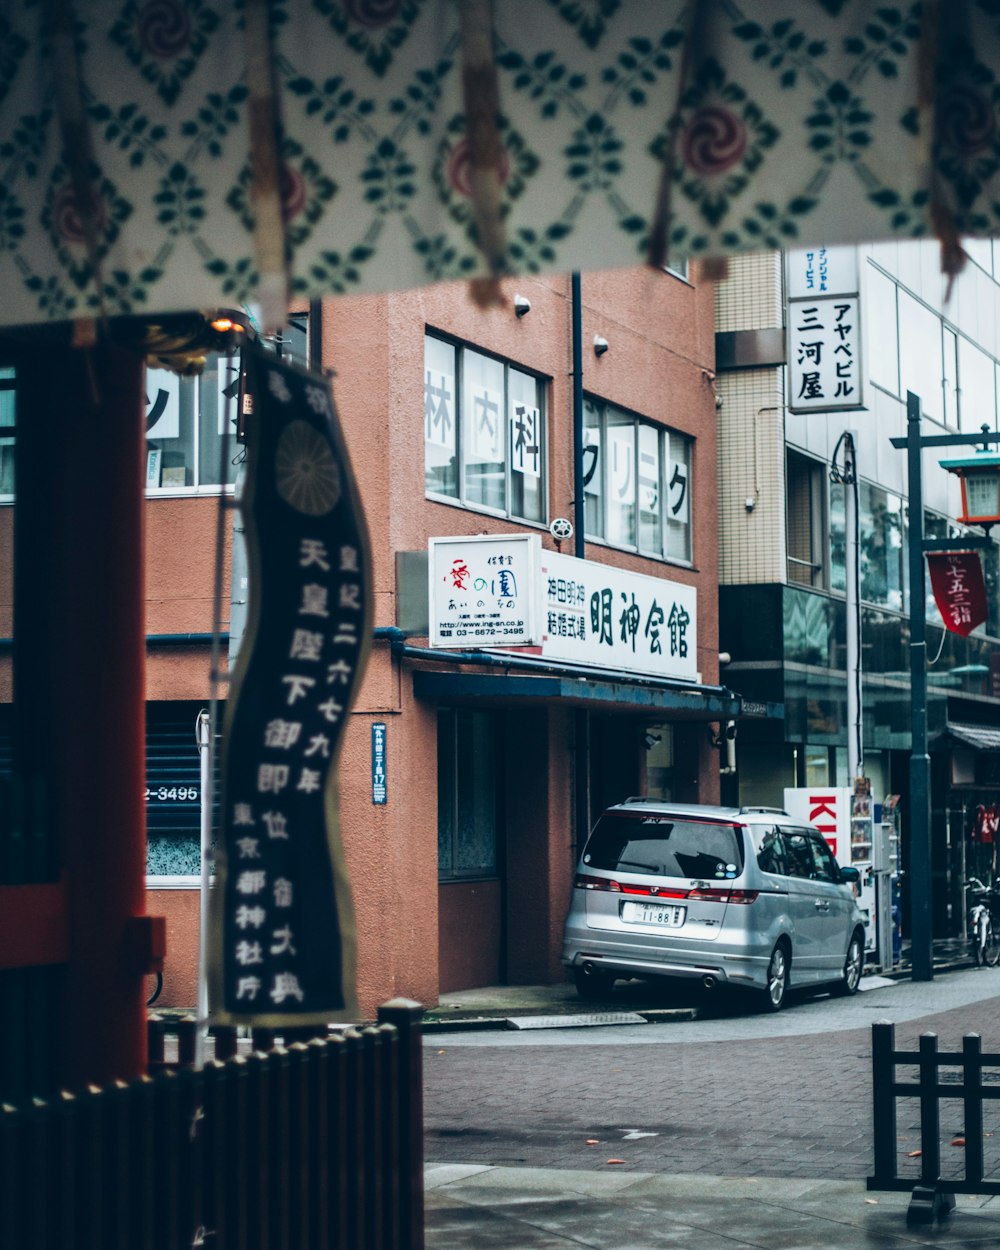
[377,999,424,1250]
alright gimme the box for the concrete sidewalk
[425,1163,1000,1248]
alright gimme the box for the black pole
[906,390,933,981]
[571,273,589,859]
[308,298,323,371]
[571,272,585,558]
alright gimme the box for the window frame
[424,330,549,526]
[582,394,693,565]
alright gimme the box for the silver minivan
[562,800,866,1011]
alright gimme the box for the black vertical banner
[209,340,371,1025]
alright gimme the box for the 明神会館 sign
[428,535,699,684]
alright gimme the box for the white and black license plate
[621,901,686,927]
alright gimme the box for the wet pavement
[423,946,1000,1248]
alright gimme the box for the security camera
[745,497,756,512]
[514,294,531,318]
[594,335,609,357]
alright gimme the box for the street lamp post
[891,391,1000,981]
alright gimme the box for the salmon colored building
[1,264,739,1018]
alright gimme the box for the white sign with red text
[783,787,852,863]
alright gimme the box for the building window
[144,358,241,491]
[866,265,899,397]
[898,290,945,424]
[958,335,998,432]
[860,482,905,612]
[583,397,691,562]
[786,450,826,589]
[423,333,546,524]
[437,709,497,880]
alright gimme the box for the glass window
[583,398,603,538]
[752,827,788,876]
[666,433,691,561]
[584,397,692,562]
[424,335,457,497]
[898,291,944,422]
[462,349,506,512]
[424,333,546,523]
[437,709,497,879]
[958,336,998,432]
[638,423,661,552]
[867,267,899,395]
[829,479,846,593]
[860,482,905,611]
[808,833,841,882]
[781,828,815,879]
[943,327,959,427]
[145,352,241,492]
[606,409,636,547]
[786,450,825,588]
[582,813,744,878]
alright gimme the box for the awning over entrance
[935,722,1000,752]
[412,668,741,720]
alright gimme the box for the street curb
[422,1006,698,1033]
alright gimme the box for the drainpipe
[571,273,589,859]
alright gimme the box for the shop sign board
[783,786,852,862]
[428,536,699,684]
[786,245,862,413]
[538,550,699,682]
[429,534,541,648]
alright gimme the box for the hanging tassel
[700,256,729,283]
[918,0,966,298]
[647,1,710,274]
[46,0,107,329]
[245,0,289,334]
[459,0,506,307]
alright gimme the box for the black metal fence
[0,999,424,1249]
[869,1020,1000,1222]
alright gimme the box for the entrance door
[590,716,639,820]
[437,708,504,992]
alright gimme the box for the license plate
[621,901,686,927]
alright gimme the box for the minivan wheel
[832,931,864,997]
[761,943,789,1012]
[574,965,615,1000]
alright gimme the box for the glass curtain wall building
[716,241,1000,939]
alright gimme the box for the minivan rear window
[582,814,744,880]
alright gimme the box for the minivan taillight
[575,874,621,892]
[687,886,757,903]
[727,890,759,904]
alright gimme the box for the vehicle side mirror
[840,865,860,884]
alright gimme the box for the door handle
[814,900,830,910]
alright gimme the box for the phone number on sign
[145,786,199,802]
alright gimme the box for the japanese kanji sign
[927,551,988,637]
[539,551,699,683]
[429,534,541,647]
[428,536,699,683]
[209,339,371,1026]
[788,295,862,413]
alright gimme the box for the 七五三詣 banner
[209,339,372,1026]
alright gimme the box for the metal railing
[1,999,424,1250]
[869,1020,1000,1223]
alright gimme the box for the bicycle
[965,878,1000,967]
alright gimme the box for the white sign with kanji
[788,295,862,412]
